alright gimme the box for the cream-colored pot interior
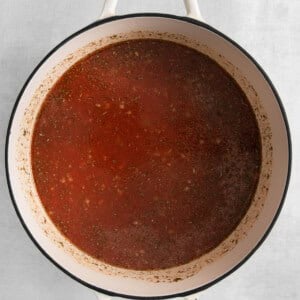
[6,14,290,299]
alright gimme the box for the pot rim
[5,13,292,299]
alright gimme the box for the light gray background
[0,1,299,299]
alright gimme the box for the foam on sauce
[31,39,261,270]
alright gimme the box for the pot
[5,0,291,299]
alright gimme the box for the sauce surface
[32,39,261,270]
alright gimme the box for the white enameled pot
[5,0,291,299]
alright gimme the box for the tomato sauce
[32,39,261,270]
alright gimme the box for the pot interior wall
[7,16,289,297]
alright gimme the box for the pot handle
[95,292,201,300]
[95,294,122,300]
[100,0,204,22]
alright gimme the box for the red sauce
[32,39,261,270]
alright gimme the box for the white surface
[0,0,299,299]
